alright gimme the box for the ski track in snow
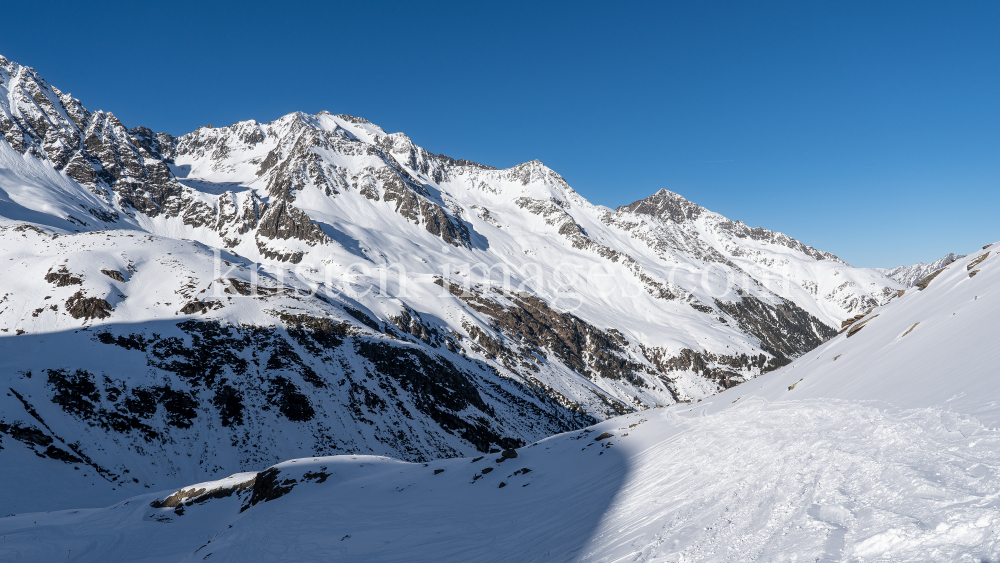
[585,401,1000,563]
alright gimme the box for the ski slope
[2,244,997,562]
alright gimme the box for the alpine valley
[0,54,914,521]
[6,241,994,562]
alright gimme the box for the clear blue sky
[2,1,997,267]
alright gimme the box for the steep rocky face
[0,53,903,500]
[166,112,473,250]
[0,57,327,254]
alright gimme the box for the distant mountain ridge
[877,252,964,287]
[0,53,902,511]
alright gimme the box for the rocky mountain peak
[619,188,705,223]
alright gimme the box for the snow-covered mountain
[2,244,996,562]
[877,252,964,287]
[0,54,903,510]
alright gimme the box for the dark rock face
[101,269,126,282]
[0,420,84,464]
[916,268,945,290]
[715,291,837,366]
[846,314,878,338]
[2,422,52,447]
[256,200,329,245]
[4,315,591,486]
[47,368,100,418]
[212,385,245,427]
[128,126,176,161]
[0,59,170,225]
[45,267,83,287]
[279,313,350,362]
[268,376,315,422]
[967,252,989,271]
[65,291,113,320]
[159,110,477,251]
[354,340,521,453]
[620,189,704,223]
[514,196,687,302]
[645,347,768,391]
[440,280,644,385]
[147,320,250,388]
[432,152,497,171]
[381,171,471,248]
[242,467,295,511]
[44,366,193,437]
[152,473,256,511]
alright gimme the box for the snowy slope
[876,252,964,287]
[704,243,1000,425]
[3,244,998,561]
[1,53,904,513]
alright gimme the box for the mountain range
[4,229,997,561]
[877,252,964,287]
[0,54,910,513]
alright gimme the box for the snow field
[2,400,999,562]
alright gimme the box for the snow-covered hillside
[877,252,964,287]
[715,243,999,423]
[2,244,997,562]
[1,53,903,511]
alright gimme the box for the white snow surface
[2,245,997,562]
[0,141,126,233]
